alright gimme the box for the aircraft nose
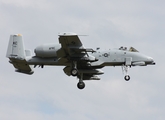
[148,57,153,61]
[147,57,156,65]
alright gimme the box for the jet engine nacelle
[34,43,60,58]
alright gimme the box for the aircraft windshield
[129,47,139,52]
[119,46,139,52]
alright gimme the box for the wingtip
[58,32,77,36]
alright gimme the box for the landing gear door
[125,57,132,66]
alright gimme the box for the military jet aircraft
[6,32,155,89]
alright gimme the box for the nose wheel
[122,65,131,81]
[124,75,130,81]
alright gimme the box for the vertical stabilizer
[6,34,25,59]
[6,34,34,75]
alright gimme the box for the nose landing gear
[124,75,130,81]
[122,65,131,81]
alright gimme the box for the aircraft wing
[57,32,103,81]
[57,33,96,62]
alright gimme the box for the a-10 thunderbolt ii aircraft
[6,32,155,89]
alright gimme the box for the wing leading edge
[57,32,96,61]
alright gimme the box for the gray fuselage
[27,44,155,68]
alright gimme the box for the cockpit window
[129,47,139,52]
[119,46,127,50]
[119,46,139,52]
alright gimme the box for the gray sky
[1,0,165,120]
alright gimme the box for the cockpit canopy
[119,46,139,52]
[129,47,139,52]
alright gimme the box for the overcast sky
[0,0,165,120]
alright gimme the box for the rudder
[6,34,25,59]
[6,34,34,75]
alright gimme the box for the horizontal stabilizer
[9,58,34,75]
[15,69,34,75]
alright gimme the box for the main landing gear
[77,81,85,89]
[71,68,78,76]
[71,61,78,76]
[122,65,131,81]
[70,61,85,89]
[77,73,85,89]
